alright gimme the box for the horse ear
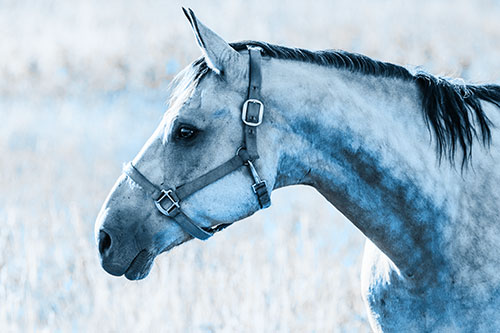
[182,8,242,75]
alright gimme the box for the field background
[1,0,500,331]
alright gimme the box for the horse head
[94,9,281,280]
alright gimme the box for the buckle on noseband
[155,189,180,216]
[241,99,264,126]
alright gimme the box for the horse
[94,8,500,332]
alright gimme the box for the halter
[123,46,271,240]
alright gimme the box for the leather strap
[244,47,263,160]
[175,154,245,200]
[163,205,213,240]
[123,162,161,199]
[253,180,271,208]
[242,47,270,209]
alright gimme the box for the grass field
[1,0,500,331]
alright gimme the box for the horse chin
[124,249,156,280]
[123,236,190,280]
[160,234,194,254]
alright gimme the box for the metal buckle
[252,180,267,194]
[154,189,179,216]
[241,99,264,126]
[246,159,268,193]
[245,160,261,182]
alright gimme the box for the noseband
[123,46,271,240]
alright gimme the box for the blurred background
[1,0,500,331]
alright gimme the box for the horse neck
[264,59,454,279]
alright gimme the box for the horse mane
[188,40,500,166]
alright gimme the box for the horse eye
[175,125,198,140]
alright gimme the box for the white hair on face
[166,58,208,111]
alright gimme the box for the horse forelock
[166,57,209,110]
[184,40,500,166]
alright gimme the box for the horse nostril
[98,230,112,256]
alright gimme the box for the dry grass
[1,0,500,331]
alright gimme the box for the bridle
[123,46,271,240]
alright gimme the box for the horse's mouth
[123,236,188,280]
[124,249,155,280]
